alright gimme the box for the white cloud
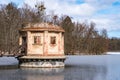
[91,18,113,30]
[62,3,95,16]
[23,0,95,16]
[22,0,36,8]
[0,0,10,4]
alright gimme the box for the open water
[0,53,120,80]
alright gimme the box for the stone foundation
[18,56,66,68]
[20,67,64,74]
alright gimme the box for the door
[21,36,27,55]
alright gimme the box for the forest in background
[0,2,120,55]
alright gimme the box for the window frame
[33,36,42,45]
[50,36,56,45]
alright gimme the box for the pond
[0,53,120,80]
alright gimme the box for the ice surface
[0,57,18,65]
[0,52,120,66]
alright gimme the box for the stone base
[20,67,64,74]
[18,56,66,68]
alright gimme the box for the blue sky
[0,0,120,38]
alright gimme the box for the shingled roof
[20,23,64,32]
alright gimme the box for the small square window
[34,36,41,44]
[50,36,56,45]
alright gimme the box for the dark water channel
[0,55,120,80]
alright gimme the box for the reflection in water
[0,65,107,80]
[0,68,64,80]
[20,68,64,80]
[65,65,107,80]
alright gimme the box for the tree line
[0,2,119,55]
[108,38,120,52]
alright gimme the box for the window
[33,36,41,44]
[50,36,56,45]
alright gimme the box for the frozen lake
[0,52,120,80]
